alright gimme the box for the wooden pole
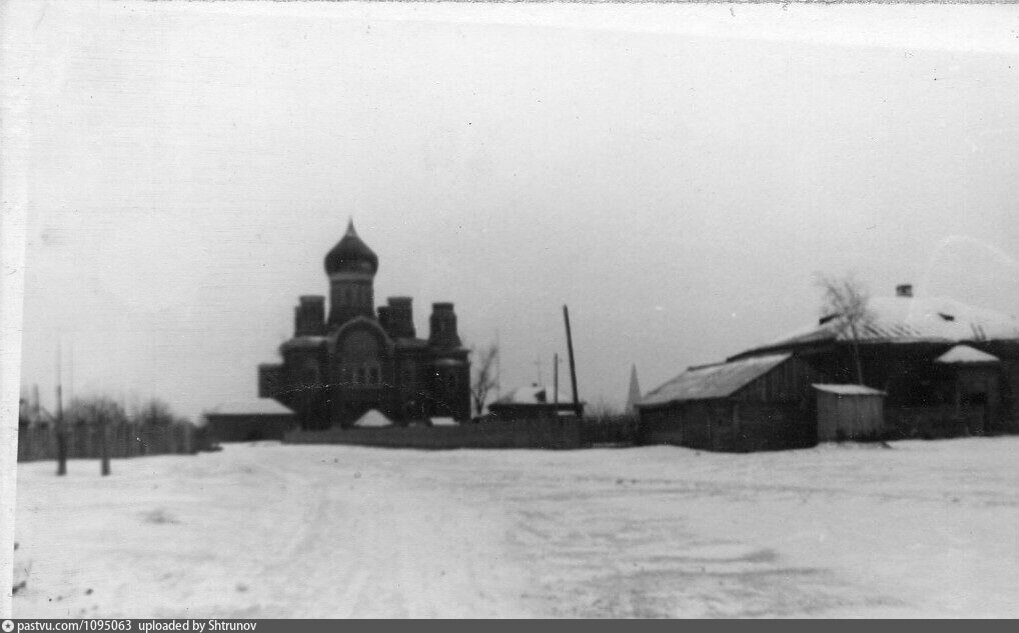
[563,305,581,417]
[100,418,110,476]
[56,384,66,476]
[553,353,559,406]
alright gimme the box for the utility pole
[56,342,67,476]
[563,305,581,418]
[553,353,559,406]
[100,415,110,476]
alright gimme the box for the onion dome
[324,219,378,275]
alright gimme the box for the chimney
[295,295,326,336]
[429,302,461,348]
[896,284,913,298]
[386,296,415,339]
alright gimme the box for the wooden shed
[637,353,822,452]
[813,384,886,442]
[204,399,296,442]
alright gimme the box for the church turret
[428,302,462,349]
[325,220,378,326]
[294,295,326,336]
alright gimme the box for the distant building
[728,284,1019,437]
[487,384,580,421]
[259,221,471,429]
[204,400,296,442]
[639,284,1019,451]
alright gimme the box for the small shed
[812,384,886,442]
[637,353,821,452]
[204,399,296,442]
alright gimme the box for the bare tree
[132,398,179,427]
[66,395,129,427]
[816,273,874,385]
[470,342,499,417]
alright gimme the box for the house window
[368,366,380,385]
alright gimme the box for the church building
[258,221,471,429]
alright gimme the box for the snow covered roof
[206,400,294,416]
[812,384,886,396]
[639,353,791,407]
[353,409,393,428]
[429,417,458,427]
[493,384,573,405]
[743,295,1019,356]
[935,344,1000,364]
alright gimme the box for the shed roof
[639,353,791,407]
[493,384,573,406]
[737,294,1019,358]
[935,344,1000,364]
[812,384,887,396]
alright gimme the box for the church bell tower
[324,219,378,327]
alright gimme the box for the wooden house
[637,354,822,452]
[728,285,1019,438]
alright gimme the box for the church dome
[324,220,378,275]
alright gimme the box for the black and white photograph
[2,0,1019,620]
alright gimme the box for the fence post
[100,420,110,476]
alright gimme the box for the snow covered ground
[12,437,1019,618]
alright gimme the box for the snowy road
[12,438,1019,617]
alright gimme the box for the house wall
[639,400,814,452]
[206,413,296,442]
[733,402,816,451]
[885,405,984,439]
[638,406,686,446]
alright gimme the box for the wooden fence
[16,423,207,462]
[286,417,584,450]
[284,415,642,450]
[578,415,638,446]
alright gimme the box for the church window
[368,366,380,384]
[356,367,367,384]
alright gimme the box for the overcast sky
[6,1,1019,420]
